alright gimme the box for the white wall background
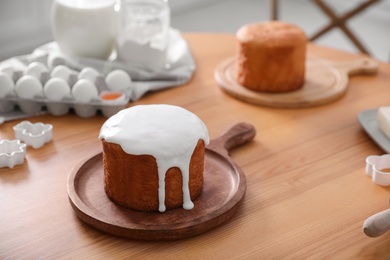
[0,0,388,61]
[0,0,53,61]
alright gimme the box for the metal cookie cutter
[366,154,390,186]
[0,139,27,168]
[13,121,53,149]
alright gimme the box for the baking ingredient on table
[78,67,100,83]
[115,0,170,68]
[377,107,390,140]
[235,21,307,92]
[50,65,73,82]
[116,39,168,69]
[51,0,118,59]
[99,104,209,212]
[105,70,132,92]
[15,75,43,99]
[0,72,14,98]
[72,79,99,103]
[24,62,49,80]
[44,77,71,101]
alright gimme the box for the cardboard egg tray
[0,67,131,118]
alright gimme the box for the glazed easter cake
[98,104,210,212]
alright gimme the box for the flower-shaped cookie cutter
[366,154,390,186]
[0,139,27,168]
[13,121,53,149]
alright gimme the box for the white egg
[105,70,132,92]
[15,75,43,99]
[0,72,14,98]
[44,78,71,101]
[25,62,48,79]
[72,79,99,103]
[51,65,71,81]
[78,67,100,82]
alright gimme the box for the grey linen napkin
[0,28,196,102]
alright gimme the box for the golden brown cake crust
[236,21,307,92]
[102,139,205,212]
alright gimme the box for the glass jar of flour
[116,0,170,69]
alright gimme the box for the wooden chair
[269,0,382,56]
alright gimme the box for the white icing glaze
[99,104,209,212]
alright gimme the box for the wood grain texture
[1,33,390,259]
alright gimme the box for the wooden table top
[1,33,390,259]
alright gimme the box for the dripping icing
[99,104,210,212]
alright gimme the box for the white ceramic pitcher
[51,0,118,60]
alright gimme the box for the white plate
[358,109,390,153]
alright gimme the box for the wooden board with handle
[214,57,378,108]
[67,123,255,240]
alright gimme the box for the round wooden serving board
[214,57,378,108]
[67,123,256,241]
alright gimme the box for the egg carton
[0,92,129,118]
[0,62,133,118]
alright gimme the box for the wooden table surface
[1,33,390,259]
